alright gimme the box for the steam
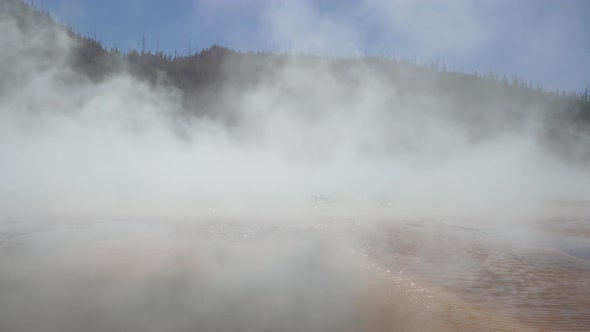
[1,1,590,331]
[2,0,589,223]
[260,0,590,91]
[1,37,587,222]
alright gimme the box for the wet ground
[355,218,590,331]
[0,215,589,331]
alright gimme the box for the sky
[33,0,590,92]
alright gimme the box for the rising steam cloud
[1,1,588,224]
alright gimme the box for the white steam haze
[1,1,588,223]
[1,1,590,331]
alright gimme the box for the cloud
[256,0,590,90]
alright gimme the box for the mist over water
[1,1,590,331]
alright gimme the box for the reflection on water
[0,217,589,331]
[356,220,590,331]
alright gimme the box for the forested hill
[2,0,590,161]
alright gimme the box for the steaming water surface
[357,217,590,331]
[1,214,589,331]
